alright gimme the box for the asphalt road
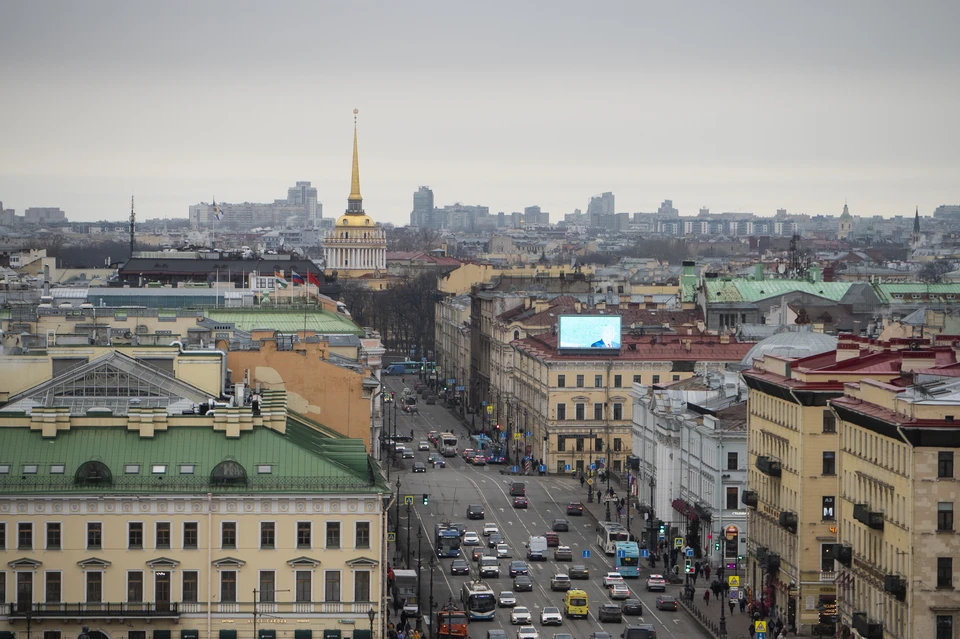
[381,375,711,639]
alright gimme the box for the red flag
[308,271,322,288]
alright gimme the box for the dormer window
[23,464,38,474]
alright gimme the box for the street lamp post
[405,502,412,567]
[395,478,402,561]
[368,607,376,639]
[588,428,594,503]
[416,527,424,627]
[429,555,436,639]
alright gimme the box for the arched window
[75,460,113,485]
[514,330,520,341]
[210,460,248,486]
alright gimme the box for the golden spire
[348,108,362,203]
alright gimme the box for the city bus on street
[469,434,506,464]
[386,361,421,375]
[460,579,497,620]
[597,521,630,555]
[435,522,462,558]
[614,541,641,578]
[439,432,458,457]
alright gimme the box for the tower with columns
[323,109,387,276]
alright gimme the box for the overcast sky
[1,1,958,224]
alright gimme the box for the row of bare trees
[339,273,438,358]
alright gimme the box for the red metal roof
[514,333,751,362]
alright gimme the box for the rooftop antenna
[129,195,136,258]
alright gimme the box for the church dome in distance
[740,329,838,367]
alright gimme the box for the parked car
[569,564,590,580]
[603,572,624,588]
[509,560,529,577]
[550,573,571,591]
[610,584,630,600]
[552,518,569,532]
[483,523,500,536]
[645,574,667,592]
[656,595,678,611]
[553,546,573,561]
[598,603,623,623]
[510,606,532,625]
[540,607,563,626]
[450,559,469,575]
[498,591,517,607]
[622,599,644,616]
[513,575,533,592]
[513,496,529,508]
[467,504,485,520]
[412,462,426,473]
[566,502,584,516]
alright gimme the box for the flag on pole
[274,269,288,289]
[308,271,322,288]
[291,270,305,286]
[213,199,224,222]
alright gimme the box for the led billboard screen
[557,315,622,350]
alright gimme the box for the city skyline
[1,1,958,224]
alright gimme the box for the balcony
[852,612,884,639]
[742,490,758,508]
[755,546,769,565]
[756,456,782,477]
[778,510,798,533]
[766,552,781,574]
[853,503,885,530]
[3,602,180,619]
[884,575,906,601]
[831,544,852,567]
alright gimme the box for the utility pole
[428,555,436,639]
[416,526,423,629]
[129,195,136,258]
[405,502,412,567]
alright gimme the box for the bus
[435,523,462,558]
[439,432,458,457]
[597,522,630,555]
[385,361,422,375]
[460,580,497,620]
[614,541,641,578]
[469,434,506,464]
[438,602,468,639]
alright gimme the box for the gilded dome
[337,213,375,227]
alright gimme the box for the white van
[526,536,548,561]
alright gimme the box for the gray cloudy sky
[1,1,958,224]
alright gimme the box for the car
[479,556,500,577]
[566,502,584,516]
[622,599,644,616]
[587,633,612,639]
[603,572,625,588]
[509,560,529,577]
[412,462,426,473]
[511,606,532,625]
[645,574,667,592]
[550,573,571,591]
[496,543,513,558]
[420,388,429,398]
[483,523,500,536]
[552,635,573,639]
[488,631,508,639]
[554,545,573,561]
[610,584,630,600]
[463,532,481,546]
[449,522,467,536]
[513,575,533,592]
[488,532,504,548]
[552,518,570,532]
[498,590,517,608]
[513,496,528,508]
[430,456,446,468]
[394,444,406,453]
[450,559,469,575]
[467,504,485,520]
[598,603,622,623]
[418,441,430,451]
[510,482,526,496]
[402,449,415,459]
[544,532,560,547]
[540,607,563,626]
[472,456,487,466]
[471,547,486,561]
[516,627,540,639]
[428,431,438,443]
[402,402,418,414]
[656,595,678,611]
[462,449,475,460]
[622,624,658,639]
[426,395,437,405]
[393,434,413,443]
[569,564,589,580]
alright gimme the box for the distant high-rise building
[658,200,679,216]
[523,205,549,226]
[24,207,67,224]
[411,186,435,226]
[587,192,615,218]
[287,181,320,224]
[698,207,710,217]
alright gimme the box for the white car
[540,606,563,625]
[516,626,540,639]
[462,532,481,546]
[483,522,500,536]
[610,583,630,600]
[646,574,667,592]
[603,572,625,588]
[496,543,513,558]
[511,606,533,625]
[418,441,430,451]
[498,590,517,607]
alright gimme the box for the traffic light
[422,493,429,505]
[391,391,395,398]
[684,559,693,574]
[495,423,501,431]
[714,542,721,551]
[658,521,666,535]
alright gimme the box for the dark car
[413,462,427,473]
[488,533,504,548]
[426,395,437,405]
[513,496,529,509]
[622,599,643,616]
[567,502,584,516]
[622,624,658,639]
[589,633,612,639]
[552,518,570,532]
[569,564,590,580]
[450,559,469,575]
[513,575,533,592]
[656,595,678,611]
[598,603,622,623]
[510,482,526,496]
[449,522,467,537]
[467,504,485,520]
[509,561,529,577]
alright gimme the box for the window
[576,437,584,453]
[0,523,4,549]
[128,571,143,603]
[726,487,738,509]
[129,632,146,639]
[557,375,565,388]
[220,571,237,602]
[23,464,37,474]
[652,375,660,384]
[633,375,641,384]
[821,544,835,571]
[45,572,61,604]
[938,557,953,589]
[124,464,140,474]
[297,522,312,548]
[355,522,370,548]
[576,375,584,388]
[87,523,101,550]
[594,403,603,421]
[575,403,585,420]
[17,572,31,608]
[50,464,65,474]
[43,632,61,639]
[727,452,738,471]
[613,403,622,420]
[156,522,171,549]
[614,375,622,388]
[822,496,836,521]
[326,522,341,549]
[556,404,566,420]
[261,522,275,549]
[296,571,312,602]
[939,502,954,531]
[325,571,341,602]
[183,522,198,549]
[940,452,955,479]
[151,465,167,474]
[0,465,7,474]
[614,438,622,452]
[594,375,603,388]
[259,571,276,602]
[823,411,836,433]
[257,465,272,474]
[182,571,199,603]
[672,374,680,381]
[129,522,144,549]
[355,571,371,602]
[595,438,603,452]
[937,615,954,639]
[46,523,61,550]
[18,523,32,550]
[86,572,102,603]
[822,451,836,476]
[179,464,195,475]
[557,437,566,452]
[222,522,237,549]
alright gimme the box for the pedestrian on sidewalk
[729,599,736,616]
[747,621,755,639]
[704,564,711,580]
[703,589,710,605]
[739,590,747,614]
[580,475,585,487]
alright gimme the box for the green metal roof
[704,279,852,303]
[873,282,960,303]
[205,309,363,335]
[0,419,388,495]
[680,280,696,303]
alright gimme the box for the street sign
[755,621,767,633]
[564,464,571,472]
[525,431,532,437]
[685,548,694,557]
[511,466,520,473]
[725,525,739,540]
[499,433,506,441]
[641,549,650,558]
[404,495,414,505]
[728,576,741,587]
[456,386,464,392]
[674,537,683,549]
[617,549,626,559]
[482,401,487,407]
[590,463,596,470]
[658,534,665,541]
[513,432,522,441]
[447,378,456,385]
[387,532,396,542]
[487,405,493,414]
[582,550,591,559]
[421,357,427,362]
[587,478,594,485]
[539,465,546,473]
[756,633,766,639]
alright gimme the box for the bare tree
[917,259,954,284]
